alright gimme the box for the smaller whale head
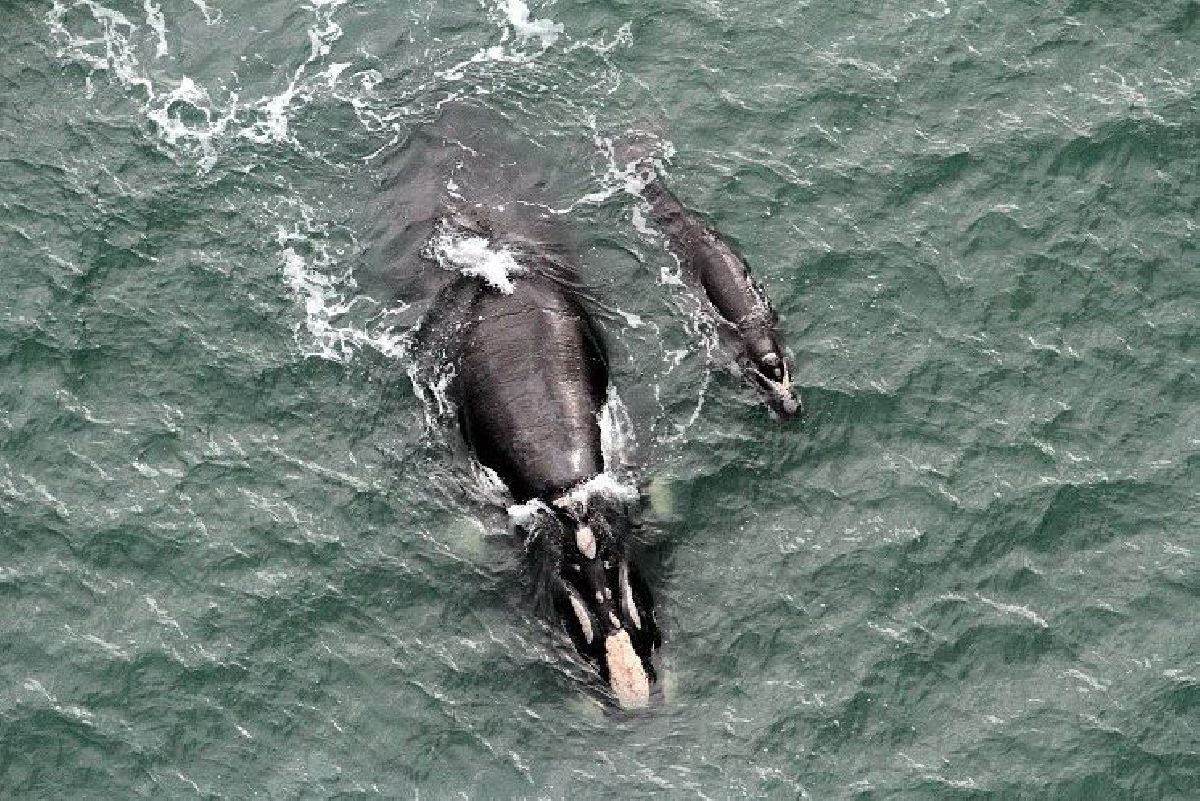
[741,331,802,419]
[542,502,660,708]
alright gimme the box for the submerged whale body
[421,261,661,708]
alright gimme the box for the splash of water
[427,226,526,295]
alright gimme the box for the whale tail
[528,498,661,708]
[607,127,674,192]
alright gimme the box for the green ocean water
[2,0,1198,797]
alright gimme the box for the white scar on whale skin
[565,584,594,645]
[606,631,650,709]
[619,560,641,630]
[575,525,597,559]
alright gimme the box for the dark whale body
[638,165,802,418]
[384,105,791,704]
[386,105,662,705]
[455,274,607,502]
[419,260,661,707]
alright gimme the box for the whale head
[544,504,660,708]
[741,329,802,419]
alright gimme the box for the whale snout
[550,520,660,708]
[744,353,803,420]
[605,630,650,709]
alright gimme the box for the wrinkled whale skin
[454,272,608,502]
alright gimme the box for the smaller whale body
[635,161,802,419]
[421,251,661,708]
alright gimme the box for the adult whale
[419,260,661,709]
[635,161,802,419]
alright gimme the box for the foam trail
[143,0,168,58]
[435,0,566,84]
[188,0,219,25]
[275,199,408,363]
[48,0,365,171]
[600,390,637,471]
[553,474,639,512]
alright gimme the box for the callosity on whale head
[537,497,660,709]
[740,322,802,420]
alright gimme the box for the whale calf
[422,258,661,708]
[636,162,802,418]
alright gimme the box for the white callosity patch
[564,584,594,645]
[574,525,597,559]
[427,228,525,295]
[618,559,641,631]
[605,631,650,709]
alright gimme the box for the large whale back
[452,272,607,501]
[395,108,661,706]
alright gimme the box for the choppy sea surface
[2,0,1198,798]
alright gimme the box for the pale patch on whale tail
[605,630,650,709]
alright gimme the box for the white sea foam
[428,227,525,294]
[599,390,636,472]
[275,198,408,363]
[435,0,566,85]
[503,0,564,47]
[553,473,639,512]
[46,0,364,171]
[187,0,219,25]
[508,498,555,528]
[143,0,168,58]
[976,593,1049,629]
